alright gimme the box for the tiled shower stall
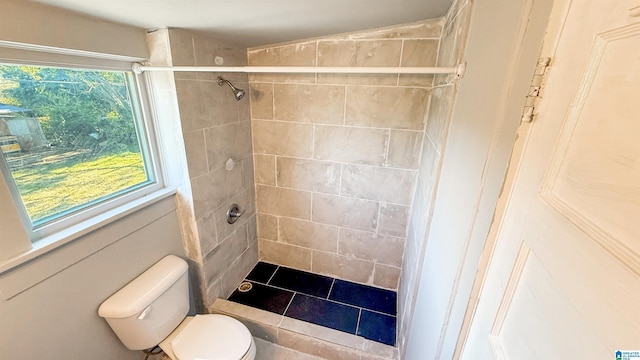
[147,0,471,356]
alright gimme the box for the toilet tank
[98,255,190,350]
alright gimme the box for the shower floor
[228,262,397,346]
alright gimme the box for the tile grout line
[265,265,280,285]
[282,290,297,316]
[326,278,336,300]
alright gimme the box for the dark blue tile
[329,280,397,315]
[246,262,278,284]
[357,310,396,346]
[269,266,334,298]
[285,294,359,334]
[228,281,293,315]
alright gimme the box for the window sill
[0,187,176,299]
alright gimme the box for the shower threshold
[227,262,397,347]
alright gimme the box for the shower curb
[210,299,398,360]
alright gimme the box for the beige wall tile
[274,84,345,124]
[314,125,388,166]
[317,40,401,86]
[175,80,207,131]
[399,39,439,87]
[248,73,316,85]
[256,185,311,220]
[277,157,340,194]
[440,1,472,68]
[248,42,316,84]
[378,203,410,237]
[197,210,218,255]
[318,40,402,67]
[191,165,244,218]
[167,29,196,80]
[249,83,274,120]
[183,129,208,177]
[340,164,416,205]
[387,130,423,169]
[205,121,252,170]
[402,39,439,67]
[425,84,456,152]
[206,278,222,306]
[279,217,338,252]
[346,86,429,130]
[277,329,360,360]
[203,223,249,285]
[398,73,435,87]
[338,228,404,267]
[373,263,401,290]
[418,137,441,201]
[253,120,313,157]
[192,32,247,82]
[221,243,258,297]
[254,154,276,185]
[213,186,256,242]
[242,156,255,189]
[260,239,312,271]
[312,193,379,232]
[248,42,317,66]
[204,80,241,127]
[336,18,444,40]
[238,84,252,121]
[317,73,398,86]
[312,251,374,284]
[257,213,278,241]
[247,214,258,246]
[194,35,247,67]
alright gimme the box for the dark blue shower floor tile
[357,310,396,346]
[329,279,397,315]
[246,261,278,284]
[229,262,398,346]
[228,281,293,315]
[285,293,359,334]
[269,266,334,298]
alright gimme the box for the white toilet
[98,255,256,360]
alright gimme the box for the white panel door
[461,1,640,359]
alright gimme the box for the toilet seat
[161,314,253,360]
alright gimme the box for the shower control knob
[226,204,245,224]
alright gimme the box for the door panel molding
[541,22,640,276]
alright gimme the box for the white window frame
[0,44,174,276]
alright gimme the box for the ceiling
[29,0,454,47]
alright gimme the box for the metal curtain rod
[132,63,467,77]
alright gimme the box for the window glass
[0,63,154,230]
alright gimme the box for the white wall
[404,0,552,358]
[0,0,147,59]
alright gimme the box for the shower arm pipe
[132,63,466,77]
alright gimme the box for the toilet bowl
[159,314,256,360]
[98,255,256,360]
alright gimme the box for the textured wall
[248,19,443,290]
[398,0,472,355]
[165,29,259,306]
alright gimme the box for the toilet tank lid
[98,255,188,319]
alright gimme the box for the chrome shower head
[217,76,245,101]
